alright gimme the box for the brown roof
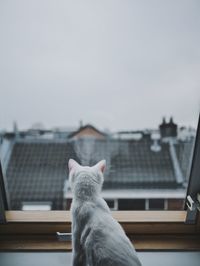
[68,124,107,139]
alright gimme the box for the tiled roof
[5,137,193,209]
[6,141,78,209]
[72,138,177,188]
[174,140,195,182]
[107,139,176,189]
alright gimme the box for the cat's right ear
[94,160,106,173]
[68,159,80,172]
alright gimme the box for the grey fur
[68,159,142,266]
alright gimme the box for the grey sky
[0,0,200,132]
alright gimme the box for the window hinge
[185,193,200,224]
[56,232,72,241]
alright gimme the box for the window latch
[56,232,72,241]
[185,193,200,224]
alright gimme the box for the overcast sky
[0,0,199,132]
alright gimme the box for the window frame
[185,113,200,206]
[0,114,200,251]
[0,162,8,224]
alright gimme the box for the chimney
[159,117,177,139]
[162,117,166,125]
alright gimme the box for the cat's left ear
[68,159,80,172]
[94,160,106,173]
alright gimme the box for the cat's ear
[68,159,80,172]
[94,160,106,173]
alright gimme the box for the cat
[68,158,142,266]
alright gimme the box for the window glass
[105,200,115,210]
[149,199,165,210]
[0,1,199,211]
[119,199,146,210]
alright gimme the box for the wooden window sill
[1,210,199,234]
[0,211,200,251]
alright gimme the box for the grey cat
[68,159,142,266]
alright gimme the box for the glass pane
[149,199,165,210]
[119,199,145,210]
[0,1,199,211]
[105,200,115,210]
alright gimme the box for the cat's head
[68,159,106,194]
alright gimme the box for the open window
[0,2,200,261]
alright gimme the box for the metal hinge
[185,193,200,224]
[56,232,72,241]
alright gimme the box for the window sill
[0,211,200,251]
[1,210,198,234]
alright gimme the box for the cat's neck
[73,179,101,201]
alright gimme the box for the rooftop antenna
[79,120,83,128]
[13,121,19,138]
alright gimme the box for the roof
[6,141,78,209]
[5,137,193,209]
[107,139,176,189]
[174,140,195,181]
[68,124,107,139]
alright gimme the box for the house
[68,124,107,140]
[0,121,195,211]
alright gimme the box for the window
[148,199,165,210]
[0,0,200,253]
[118,199,145,210]
[21,202,52,211]
[105,199,115,210]
[0,1,198,213]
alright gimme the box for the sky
[0,0,200,132]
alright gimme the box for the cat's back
[85,223,141,265]
[81,202,141,266]
[68,159,141,265]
